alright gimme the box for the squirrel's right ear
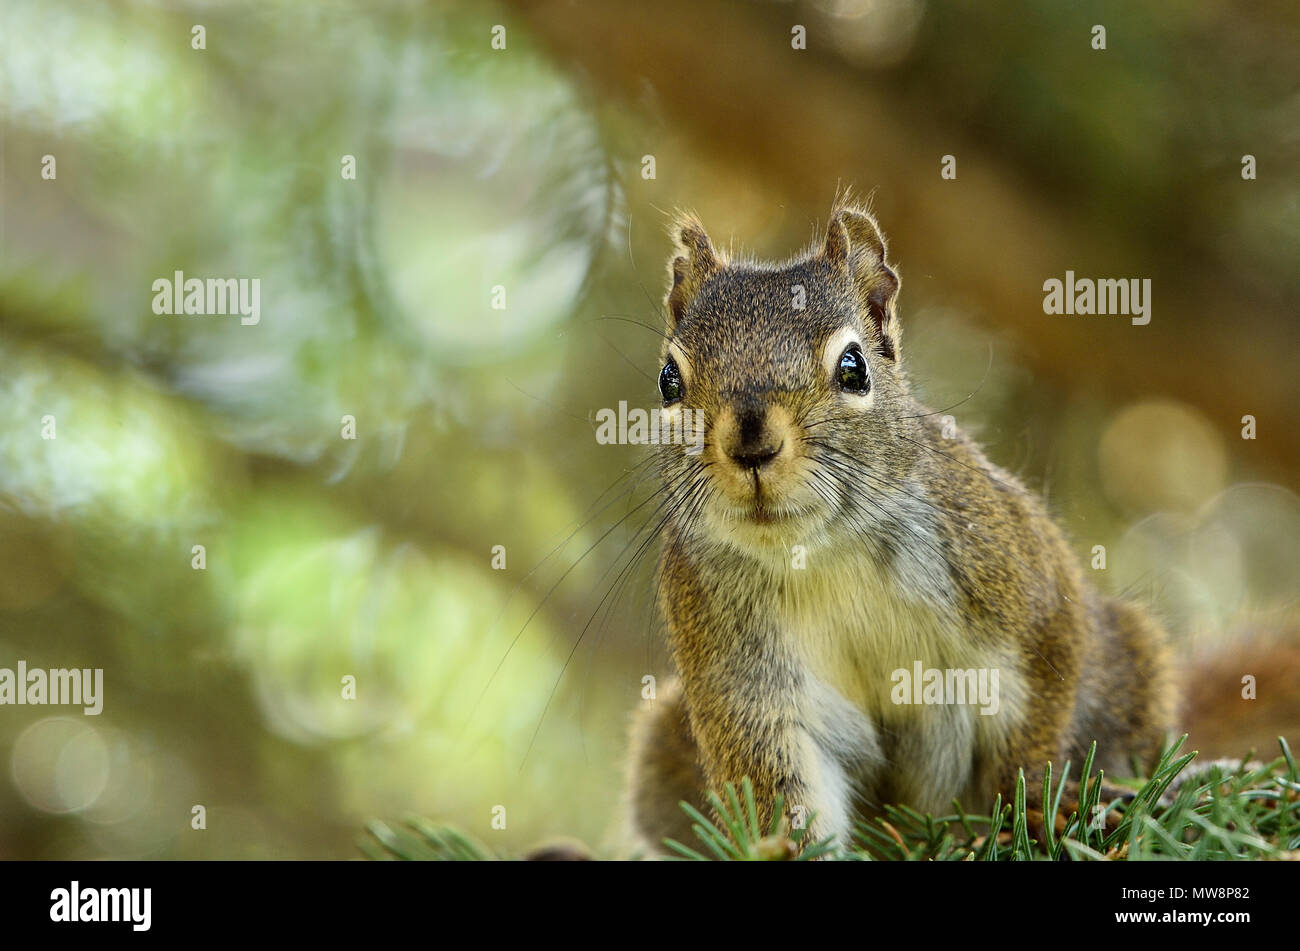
[823,208,901,361]
[666,214,720,329]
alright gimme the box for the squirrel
[622,198,1181,854]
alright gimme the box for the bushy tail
[1178,621,1300,761]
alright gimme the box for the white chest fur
[776,536,1021,814]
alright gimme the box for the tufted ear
[823,206,901,361]
[665,212,721,329]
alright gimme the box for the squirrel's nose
[727,408,782,470]
[729,444,782,470]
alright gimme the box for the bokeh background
[1,0,1296,858]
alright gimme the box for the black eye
[837,345,870,394]
[659,357,684,404]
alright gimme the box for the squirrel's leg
[683,676,850,850]
[673,637,851,848]
[624,677,708,854]
[1070,596,1177,777]
[659,545,855,851]
[997,610,1166,848]
[1018,595,1178,845]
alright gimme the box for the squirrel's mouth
[714,470,823,529]
[742,468,792,525]
[740,499,808,527]
[708,493,830,549]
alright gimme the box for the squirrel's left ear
[665,213,721,330]
[823,208,901,361]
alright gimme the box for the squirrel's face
[653,205,916,555]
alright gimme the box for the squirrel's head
[653,202,919,555]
